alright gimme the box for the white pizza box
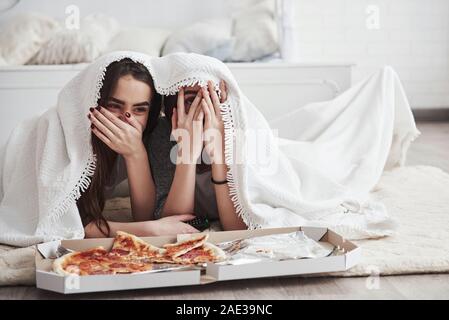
[35,235,201,294]
[36,226,360,294]
[191,226,361,281]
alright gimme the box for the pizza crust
[205,242,227,261]
[173,242,227,264]
[163,234,209,258]
[52,251,80,276]
[53,246,110,276]
[113,231,165,255]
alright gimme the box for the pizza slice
[110,231,166,261]
[163,234,209,258]
[53,246,156,276]
[173,242,227,265]
[53,246,111,276]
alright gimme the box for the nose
[116,105,133,122]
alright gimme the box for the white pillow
[162,18,233,60]
[29,14,119,65]
[106,27,172,58]
[230,0,279,62]
[0,13,59,65]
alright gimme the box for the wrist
[123,143,147,162]
[211,163,227,181]
[140,220,155,236]
[211,175,228,185]
[176,162,197,173]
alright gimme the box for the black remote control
[186,216,210,231]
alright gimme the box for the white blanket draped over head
[0,51,419,247]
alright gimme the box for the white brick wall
[293,0,449,109]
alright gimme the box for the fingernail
[89,107,94,112]
[125,112,130,118]
[91,124,95,129]
[96,106,101,111]
[87,114,91,119]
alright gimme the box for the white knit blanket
[0,51,419,247]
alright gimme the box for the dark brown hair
[163,94,177,121]
[77,58,161,236]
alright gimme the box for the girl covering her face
[77,58,199,238]
[154,80,246,231]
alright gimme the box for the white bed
[0,62,353,149]
[0,0,354,148]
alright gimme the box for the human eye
[134,106,149,114]
[185,96,195,107]
[106,104,121,110]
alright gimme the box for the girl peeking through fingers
[78,58,200,238]
[155,81,247,231]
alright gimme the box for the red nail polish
[89,107,94,112]
[96,106,101,111]
[87,114,91,119]
[91,124,95,129]
[125,112,130,118]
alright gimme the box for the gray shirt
[107,117,219,221]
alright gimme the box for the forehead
[111,75,152,99]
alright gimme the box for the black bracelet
[211,176,228,185]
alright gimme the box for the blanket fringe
[50,153,97,222]
[220,100,260,230]
[50,53,145,222]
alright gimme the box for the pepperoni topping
[180,248,204,259]
[164,237,206,256]
[110,248,130,256]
